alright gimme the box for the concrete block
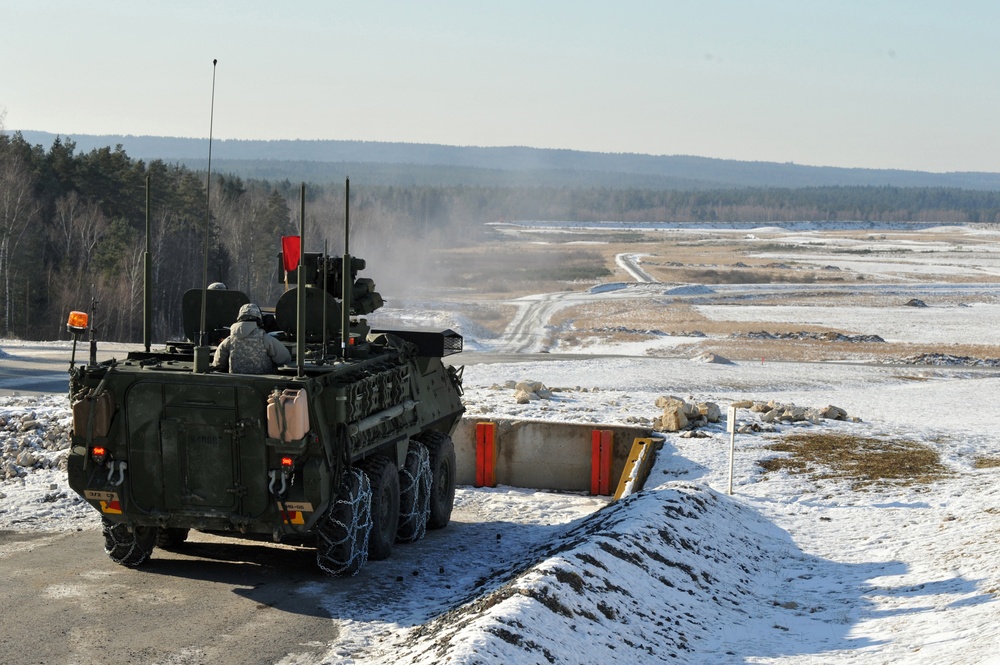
[452,418,653,492]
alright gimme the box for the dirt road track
[0,529,336,664]
[615,253,657,283]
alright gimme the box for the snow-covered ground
[4,351,1000,663]
[696,301,1000,345]
[3,224,1000,663]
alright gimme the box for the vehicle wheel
[316,468,372,576]
[418,431,456,529]
[102,518,157,567]
[155,527,190,550]
[359,456,400,561]
[396,441,431,543]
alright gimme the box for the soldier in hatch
[212,303,291,374]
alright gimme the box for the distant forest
[2,130,1000,342]
[18,131,1000,190]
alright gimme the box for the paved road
[0,498,570,665]
[0,529,338,664]
[0,348,74,396]
[0,344,124,396]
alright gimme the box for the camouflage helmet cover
[237,303,263,323]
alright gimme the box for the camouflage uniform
[227,326,274,374]
[213,303,291,374]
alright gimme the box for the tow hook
[268,469,290,497]
[106,461,128,486]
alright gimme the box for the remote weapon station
[65,170,465,575]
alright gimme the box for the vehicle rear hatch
[124,380,269,521]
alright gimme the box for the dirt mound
[734,331,885,343]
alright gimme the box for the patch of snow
[696,302,1000,345]
[589,282,629,294]
[692,351,735,364]
[664,284,716,296]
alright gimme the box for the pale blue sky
[2,0,997,172]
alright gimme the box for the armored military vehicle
[65,182,464,575]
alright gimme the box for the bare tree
[215,185,292,304]
[0,150,41,335]
[51,191,109,270]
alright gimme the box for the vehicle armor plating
[66,181,464,576]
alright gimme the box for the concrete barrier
[453,418,653,494]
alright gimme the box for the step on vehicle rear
[66,180,465,576]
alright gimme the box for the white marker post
[727,405,737,495]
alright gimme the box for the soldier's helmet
[238,303,263,324]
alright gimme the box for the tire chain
[396,442,432,543]
[316,468,373,576]
[102,520,154,567]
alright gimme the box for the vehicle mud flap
[316,468,372,576]
[396,440,431,543]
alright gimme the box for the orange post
[475,422,498,487]
[591,429,613,495]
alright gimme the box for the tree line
[22,131,1000,190]
[2,130,999,343]
[0,132,290,342]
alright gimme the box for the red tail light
[91,446,107,463]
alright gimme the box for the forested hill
[17,130,1000,191]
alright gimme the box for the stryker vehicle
[65,181,464,575]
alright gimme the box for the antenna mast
[194,58,218,373]
[341,178,351,358]
[296,184,306,377]
[143,175,152,352]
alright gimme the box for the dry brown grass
[546,295,1000,362]
[412,226,1000,361]
[430,242,614,299]
[440,228,1000,297]
[450,302,519,335]
[759,432,949,489]
[551,301,713,332]
[668,338,1000,363]
[974,456,1000,469]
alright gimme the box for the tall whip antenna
[341,178,351,358]
[143,175,151,352]
[194,58,218,373]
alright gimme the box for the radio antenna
[341,178,351,359]
[143,174,151,352]
[194,58,218,373]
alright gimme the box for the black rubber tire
[316,468,372,576]
[102,518,157,567]
[418,431,456,530]
[154,527,190,550]
[359,456,400,561]
[396,441,431,543]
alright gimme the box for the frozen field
[2,222,1000,663]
